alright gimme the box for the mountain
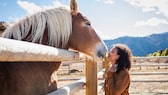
[104,32,168,56]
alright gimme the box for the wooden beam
[130,72,168,75]
[47,79,85,95]
[86,57,97,95]
[131,80,168,82]
[132,64,168,66]
[0,38,79,62]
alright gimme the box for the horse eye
[86,21,91,26]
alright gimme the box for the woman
[104,44,132,95]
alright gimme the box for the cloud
[125,0,168,27]
[135,17,168,27]
[96,29,112,40]
[53,0,68,8]
[7,16,25,22]
[17,0,41,15]
[125,0,168,18]
[16,0,68,15]
[8,0,68,22]
[96,0,115,4]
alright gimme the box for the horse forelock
[3,7,72,48]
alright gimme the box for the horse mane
[3,7,72,48]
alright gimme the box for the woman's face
[108,47,120,64]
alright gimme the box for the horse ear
[70,0,78,15]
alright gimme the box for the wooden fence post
[86,57,97,95]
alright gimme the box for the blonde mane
[3,7,72,48]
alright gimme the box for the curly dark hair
[113,44,133,73]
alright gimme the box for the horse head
[68,0,107,58]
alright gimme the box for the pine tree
[165,48,168,56]
[161,50,166,56]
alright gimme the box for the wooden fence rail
[0,38,79,62]
[133,56,168,62]
[133,64,168,67]
[47,79,85,95]
[130,72,168,75]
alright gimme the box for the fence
[58,56,168,93]
[133,56,168,64]
[0,38,101,95]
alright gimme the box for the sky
[0,0,168,40]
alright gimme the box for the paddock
[1,38,168,95]
[57,56,168,95]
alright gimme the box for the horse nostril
[97,50,105,57]
[97,44,107,57]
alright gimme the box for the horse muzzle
[95,42,108,58]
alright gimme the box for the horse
[0,0,107,95]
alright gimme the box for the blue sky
[0,0,168,39]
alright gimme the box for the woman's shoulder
[106,70,115,77]
[118,68,130,77]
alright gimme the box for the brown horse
[0,0,107,95]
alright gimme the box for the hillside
[147,48,168,56]
[104,32,168,56]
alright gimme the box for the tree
[147,48,168,56]
[165,48,168,56]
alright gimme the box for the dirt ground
[57,62,168,95]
